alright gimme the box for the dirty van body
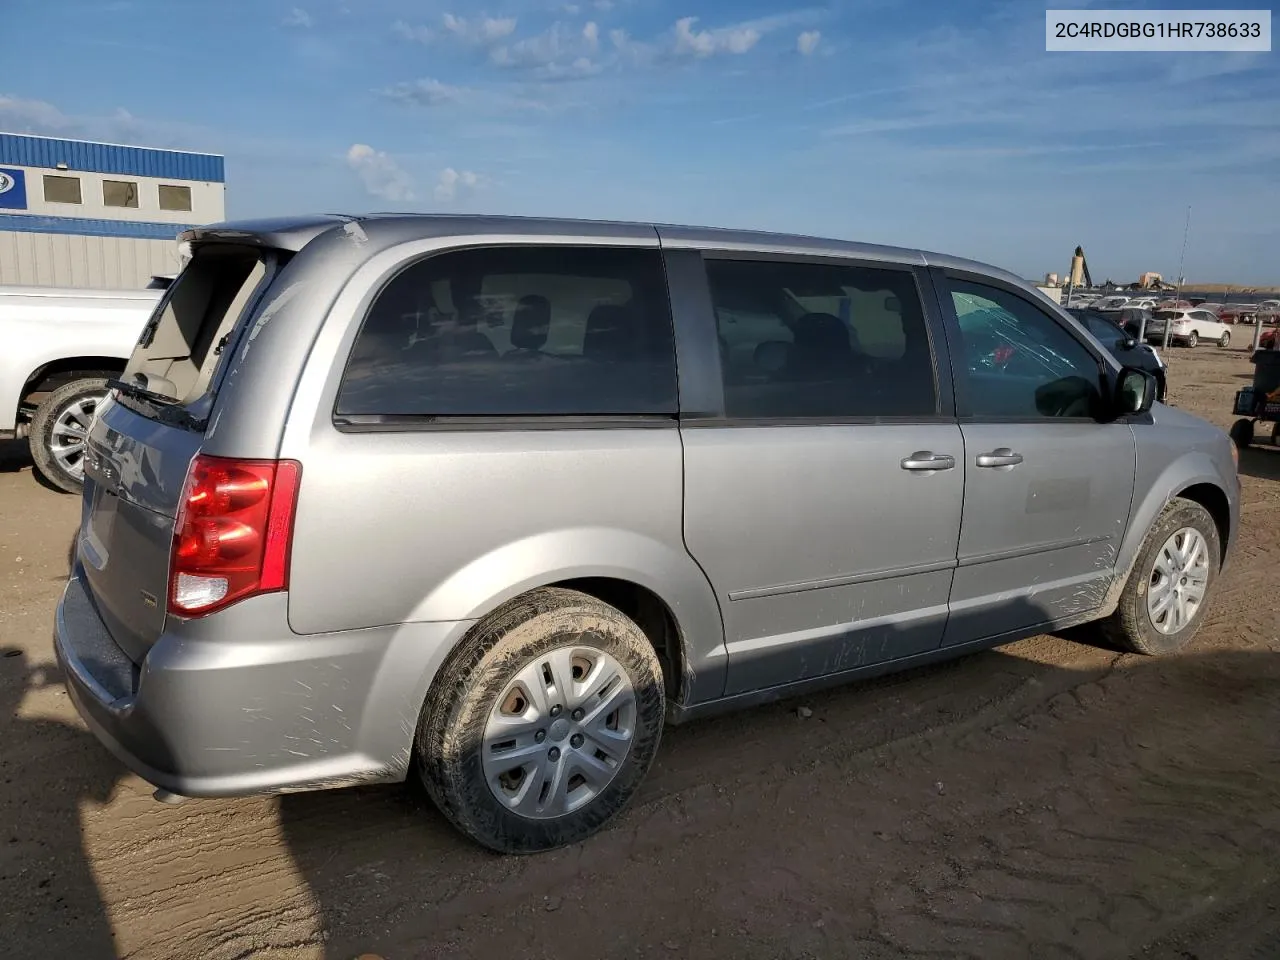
[56,214,1240,853]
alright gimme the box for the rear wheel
[416,587,665,853]
[1097,498,1220,656]
[1185,331,1199,348]
[1230,418,1254,449]
[29,377,110,494]
[1219,331,1231,348]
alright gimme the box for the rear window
[336,245,678,419]
[123,245,274,408]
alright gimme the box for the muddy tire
[29,377,110,494]
[1098,498,1221,656]
[416,587,665,854]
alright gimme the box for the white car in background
[0,282,163,492]
[1146,307,1234,349]
[1092,294,1132,311]
[1127,296,1160,310]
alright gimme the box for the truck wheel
[1098,498,1221,656]
[1230,418,1254,449]
[1185,331,1199,348]
[416,587,665,854]
[29,377,110,494]
[1219,331,1231,348]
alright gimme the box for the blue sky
[1,0,1277,284]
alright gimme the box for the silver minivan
[56,215,1240,853]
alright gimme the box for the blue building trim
[0,133,224,183]
[0,213,190,241]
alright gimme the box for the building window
[103,179,140,208]
[43,175,82,204]
[158,184,192,212]
[337,245,679,418]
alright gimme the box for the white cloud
[283,6,313,28]
[673,16,761,57]
[347,143,415,202]
[381,78,467,107]
[797,30,820,55]
[392,19,431,43]
[441,13,517,43]
[0,93,74,132]
[434,167,480,202]
[583,21,599,49]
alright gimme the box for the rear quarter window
[336,245,678,419]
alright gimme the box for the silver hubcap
[1147,526,1209,635]
[482,646,636,820]
[50,394,102,481]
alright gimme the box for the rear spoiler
[178,215,360,252]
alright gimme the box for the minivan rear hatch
[78,243,283,663]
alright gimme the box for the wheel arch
[1103,460,1235,616]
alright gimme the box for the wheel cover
[1147,526,1210,635]
[50,394,102,481]
[481,645,637,820]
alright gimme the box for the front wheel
[1218,331,1231,348]
[1185,331,1199,348]
[29,377,110,494]
[416,588,665,854]
[1097,498,1221,656]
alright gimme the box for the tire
[416,587,665,854]
[1219,331,1231,348]
[1186,331,1199,348]
[29,377,110,494]
[1230,418,1254,449]
[1098,498,1221,656]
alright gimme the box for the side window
[706,258,937,419]
[1084,315,1124,349]
[948,278,1103,420]
[336,246,677,418]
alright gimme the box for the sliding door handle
[976,448,1024,468]
[901,452,956,472]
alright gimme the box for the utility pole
[1163,206,1190,350]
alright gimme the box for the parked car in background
[1116,307,1155,339]
[56,213,1237,855]
[1218,303,1258,325]
[1146,308,1233,348]
[1127,297,1160,310]
[1092,295,1131,312]
[1067,308,1167,400]
[0,283,162,492]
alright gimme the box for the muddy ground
[1,345,1278,960]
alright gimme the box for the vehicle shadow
[1237,444,1280,482]
[273,591,1280,959]
[0,437,69,494]
[0,647,126,960]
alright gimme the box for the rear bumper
[55,572,473,797]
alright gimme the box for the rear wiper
[106,378,203,430]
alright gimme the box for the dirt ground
[2,345,1279,960]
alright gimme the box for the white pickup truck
[0,279,170,492]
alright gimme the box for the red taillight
[169,455,302,617]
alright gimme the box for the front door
[679,253,965,696]
[938,274,1137,646]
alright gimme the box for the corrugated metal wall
[0,231,180,289]
[0,133,225,182]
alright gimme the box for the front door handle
[976,448,1024,468]
[901,451,956,472]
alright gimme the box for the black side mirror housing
[1116,366,1158,415]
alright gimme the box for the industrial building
[0,132,224,289]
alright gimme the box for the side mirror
[1116,366,1157,415]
